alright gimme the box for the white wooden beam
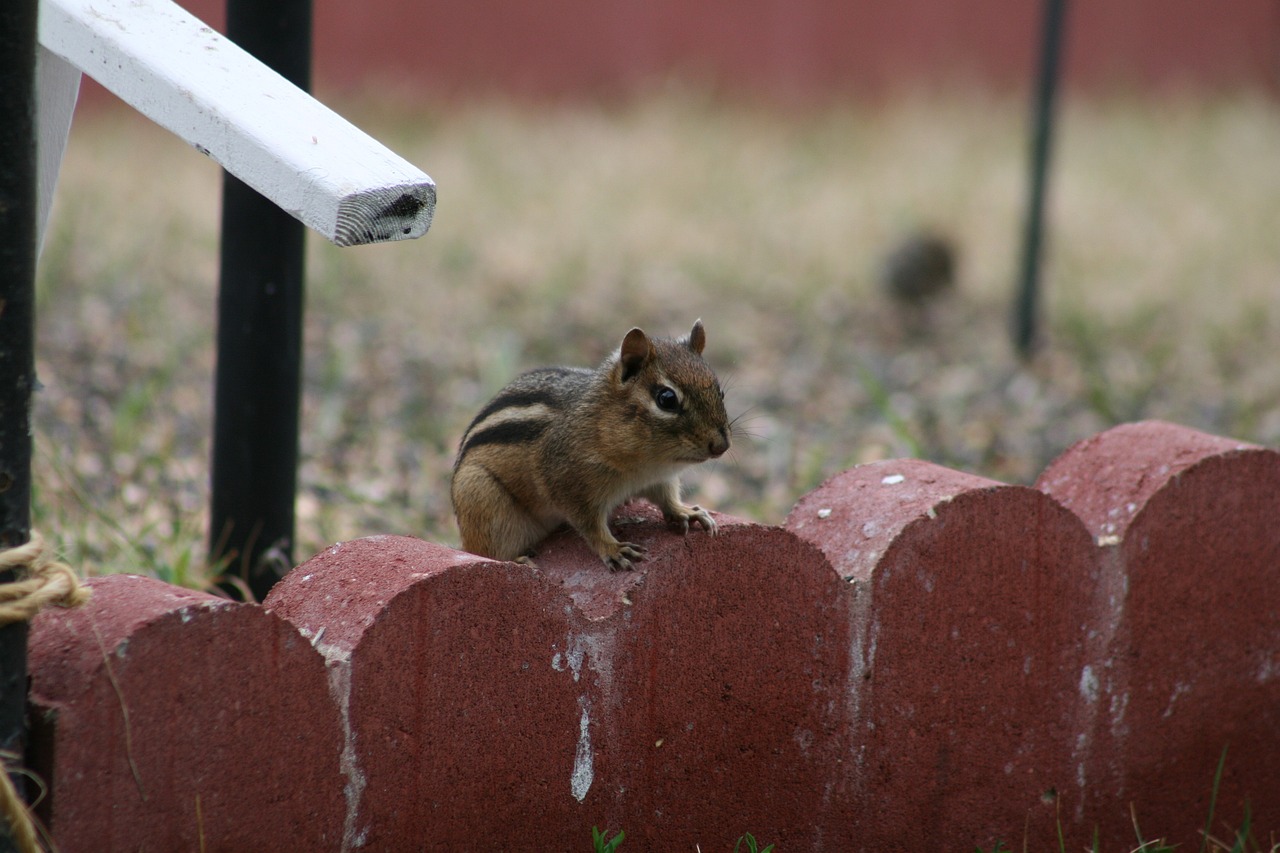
[37,0,435,247]
[35,45,81,255]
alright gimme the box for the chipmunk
[451,320,730,571]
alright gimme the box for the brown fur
[451,320,730,570]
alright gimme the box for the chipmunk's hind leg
[452,464,549,561]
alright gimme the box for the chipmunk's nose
[708,428,730,458]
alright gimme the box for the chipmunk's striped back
[455,367,589,464]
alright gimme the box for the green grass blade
[855,361,925,458]
[1229,799,1252,853]
[1199,745,1230,853]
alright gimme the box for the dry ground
[31,88,1280,583]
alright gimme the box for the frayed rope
[1,532,91,852]
[0,533,91,627]
[0,755,42,853]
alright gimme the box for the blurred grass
[31,87,1280,584]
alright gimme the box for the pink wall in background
[80,0,1279,107]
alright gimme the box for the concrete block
[788,459,1101,849]
[27,574,344,852]
[1039,420,1280,843]
[532,504,850,850]
[21,420,1278,850]
[265,534,584,849]
[266,509,851,851]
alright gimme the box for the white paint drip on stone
[567,643,586,682]
[793,728,814,755]
[1110,689,1130,740]
[1257,654,1278,684]
[1071,548,1129,823]
[313,640,368,851]
[571,700,594,802]
[176,599,230,625]
[1078,665,1100,704]
[556,630,620,803]
[1070,658,1106,823]
[1162,681,1192,719]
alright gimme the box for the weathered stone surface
[1039,420,1280,844]
[532,503,851,851]
[266,510,850,850]
[1037,419,1252,544]
[266,535,587,849]
[788,459,1101,850]
[28,574,344,852]
[23,422,1280,850]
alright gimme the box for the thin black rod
[210,0,313,602]
[0,0,40,843]
[1013,0,1068,358]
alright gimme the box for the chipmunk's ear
[619,327,652,382]
[687,319,706,355]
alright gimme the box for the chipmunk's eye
[654,386,680,412]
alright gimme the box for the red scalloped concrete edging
[27,574,345,851]
[1036,422,1280,843]
[785,459,1103,848]
[26,420,1280,850]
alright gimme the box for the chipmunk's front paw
[603,541,647,572]
[666,504,718,537]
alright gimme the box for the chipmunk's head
[611,319,730,465]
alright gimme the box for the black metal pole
[0,0,39,845]
[210,0,313,601]
[1013,0,1068,358]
